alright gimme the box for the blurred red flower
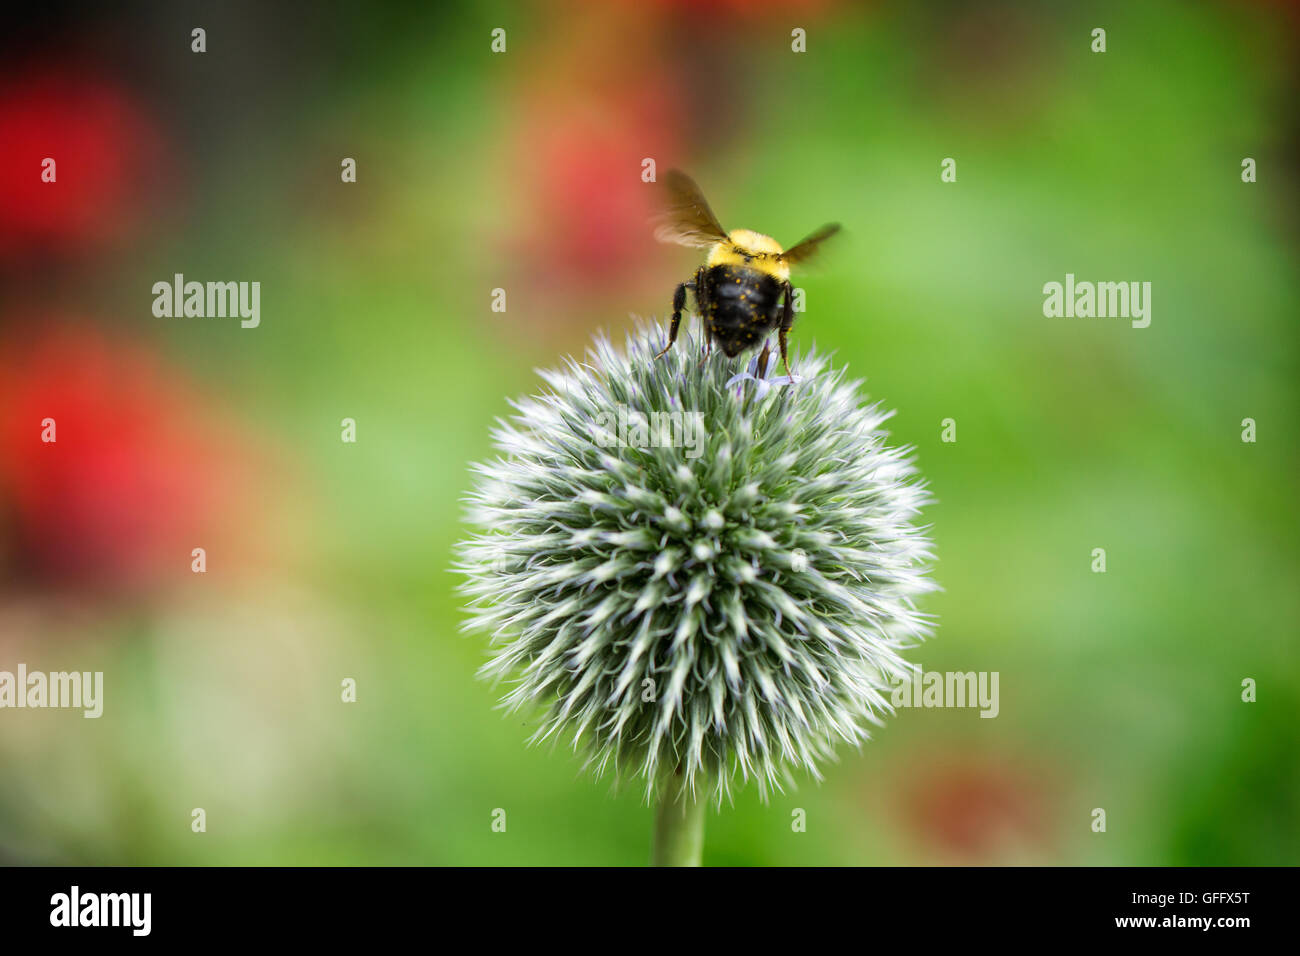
[894,752,1056,862]
[0,69,167,255]
[493,3,688,339]
[514,85,680,284]
[0,324,248,594]
[639,0,835,13]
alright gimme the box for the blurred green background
[0,0,1296,865]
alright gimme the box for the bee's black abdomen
[699,265,783,358]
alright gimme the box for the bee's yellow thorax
[706,229,790,282]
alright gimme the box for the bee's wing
[653,170,729,248]
[779,223,841,266]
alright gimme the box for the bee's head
[706,229,790,281]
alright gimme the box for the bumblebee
[653,169,839,377]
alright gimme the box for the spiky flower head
[457,324,935,804]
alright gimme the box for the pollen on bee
[707,229,791,282]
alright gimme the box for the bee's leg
[756,342,772,379]
[654,282,691,360]
[778,280,796,378]
[695,266,710,359]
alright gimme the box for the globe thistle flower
[457,324,935,863]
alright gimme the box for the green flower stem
[652,783,705,867]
